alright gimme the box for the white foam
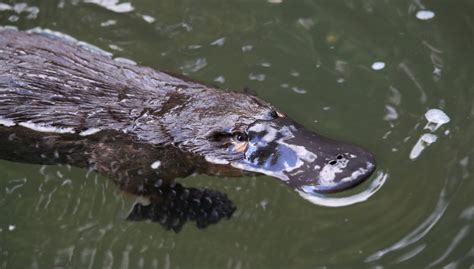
[84,0,134,13]
[19,121,75,134]
[210,37,226,46]
[461,206,474,220]
[297,18,314,30]
[100,19,117,27]
[384,105,398,121]
[142,15,155,23]
[424,108,450,132]
[248,73,266,81]
[79,128,101,136]
[416,10,435,20]
[150,160,161,169]
[0,3,12,11]
[242,45,253,52]
[214,76,225,83]
[371,61,386,70]
[291,87,307,94]
[409,133,438,160]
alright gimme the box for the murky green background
[1,0,473,268]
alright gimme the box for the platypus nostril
[328,160,337,165]
[336,154,344,160]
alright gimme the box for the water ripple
[366,187,449,263]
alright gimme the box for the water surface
[1,0,474,268]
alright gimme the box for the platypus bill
[0,29,376,206]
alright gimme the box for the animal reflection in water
[0,29,375,231]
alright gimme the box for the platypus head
[229,117,376,193]
[161,89,375,195]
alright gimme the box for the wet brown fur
[0,29,277,195]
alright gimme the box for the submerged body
[0,29,375,201]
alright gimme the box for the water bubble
[248,73,266,81]
[8,15,19,22]
[150,161,161,169]
[416,10,435,20]
[461,205,474,220]
[109,44,123,51]
[409,133,438,160]
[142,15,155,23]
[188,44,202,50]
[0,3,12,11]
[371,61,386,70]
[210,37,226,46]
[290,71,300,77]
[297,18,315,30]
[0,3,39,19]
[180,58,207,73]
[291,87,307,94]
[424,108,450,132]
[241,45,253,52]
[384,105,399,121]
[100,19,117,27]
[214,76,225,83]
[84,0,134,13]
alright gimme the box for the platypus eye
[232,132,248,142]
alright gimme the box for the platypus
[0,28,376,204]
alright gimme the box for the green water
[1,0,474,268]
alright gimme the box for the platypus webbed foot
[126,183,236,232]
